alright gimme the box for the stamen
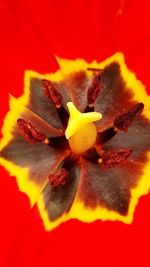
[99,148,132,168]
[48,168,68,187]
[17,119,46,144]
[114,103,144,132]
[87,74,101,107]
[96,127,117,146]
[42,79,62,109]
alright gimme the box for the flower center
[65,102,102,154]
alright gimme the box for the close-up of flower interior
[0,52,150,231]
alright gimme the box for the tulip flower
[0,0,150,266]
[1,53,150,233]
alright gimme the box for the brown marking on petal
[114,103,144,132]
[1,127,68,187]
[77,159,144,215]
[87,67,103,72]
[99,148,132,169]
[27,78,63,130]
[49,168,68,187]
[17,119,46,144]
[95,62,138,131]
[41,164,80,221]
[42,79,62,109]
[104,117,150,162]
[66,71,91,112]
[87,74,101,107]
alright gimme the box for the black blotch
[1,129,65,185]
[66,71,92,112]
[27,78,63,129]
[104,117,150,162]
[42,165,80,221]
[79,160,144,215]
[94,62,137,129]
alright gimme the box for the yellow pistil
[65,102,102,154]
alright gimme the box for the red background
[0,0,150,266]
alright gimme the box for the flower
[1,1,150,266]
[0,52,150,231]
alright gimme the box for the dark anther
[17,119,46,144]
[42,79,62,108]
[87,74,102,107]
[99,148,132,168]
[49,168,68,187]
[114,103,144,132]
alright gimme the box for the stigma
[65,102,102,154]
